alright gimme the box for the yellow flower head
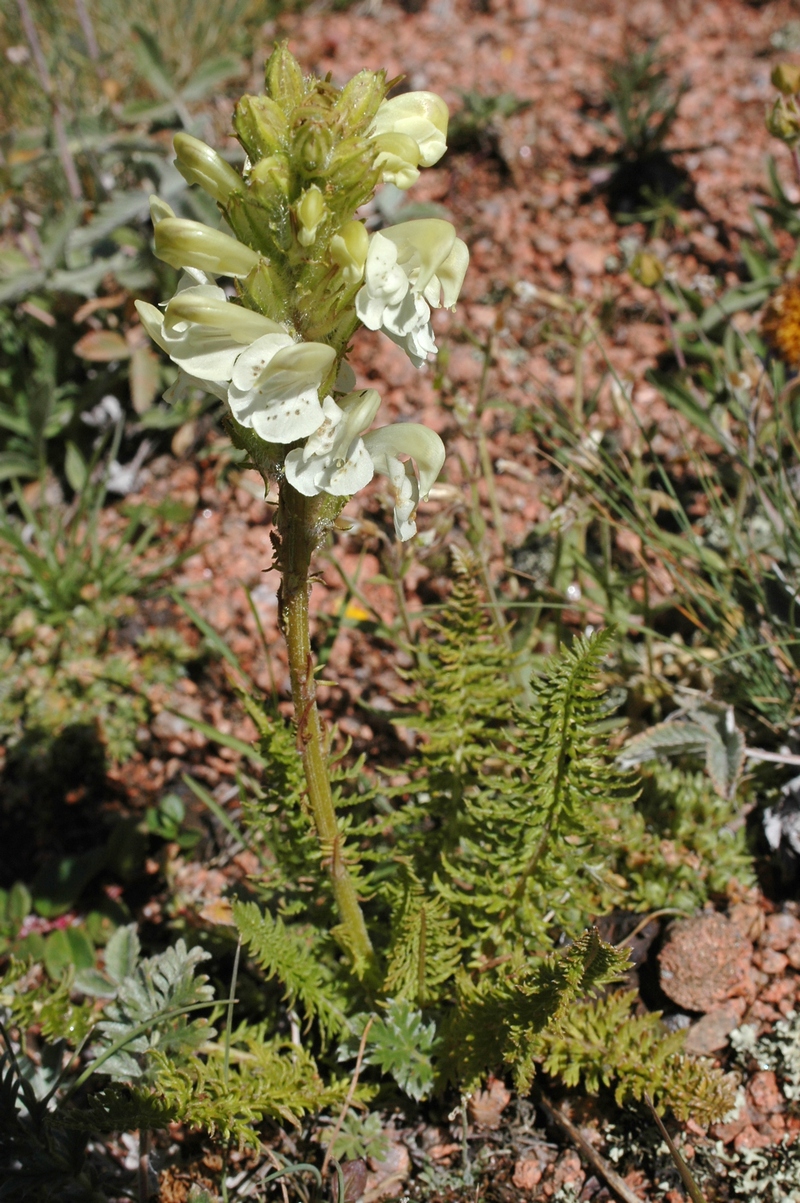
[763,281,800,366]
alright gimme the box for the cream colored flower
[371,91,449,179]
[154,217,260,278]
[228,336,336,442]
[363,422,445,540]
[355,219,468,366]
[284,390,380,497]
[134,287,282,399]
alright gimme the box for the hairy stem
[276,484,374,973]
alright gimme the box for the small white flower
[284,390,380,497]
[137,288,335,443]
[371,132,421,190]
[228,335,336,443]
[355,220,468,367]
[134,286,282,399]
[362,422,445,540]
[371,92,449,179]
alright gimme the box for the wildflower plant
[136,45,467,970]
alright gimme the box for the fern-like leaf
[148,1032,345,1145]
[534,989,735,1123]
[233,900,346,1041]
[382,868,462,1004]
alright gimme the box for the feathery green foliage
[385,581,638,960]
[232,899,347,1041]
[440,929,630,1091]
[226,565,737,1121]
[147,1030,344,1145]
[382,867,462,1005]
[534,989,734,1122]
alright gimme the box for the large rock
[659,912,750,1012]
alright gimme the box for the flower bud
[766,95,800,146]
[264,42,305,114]
[295,185,326,246]
[294,121,334,174]
[154,218,260,277]
[173,132,242,204]
[630,250,665,288]
[772,63,800,96]
[335,69,387,132]
[372,91,448,167]
[330,220,369,284]
[248,154,290,196]
[234,94,287,162]
[165,293,284,340]
[327,137,377,193]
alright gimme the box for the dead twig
[643,1093,707,1203]
[745,746,800,767]
[321,1015,375,1178]
[537,1093,645,1203]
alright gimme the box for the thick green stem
[276,483,374,974]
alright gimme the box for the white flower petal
[135,298,242,384]
[229,333,295,392]
[284,390,380,497]
[227,336,335,444]
[363,423,445,499]
[249,389,325,443]
[380,219,456,296]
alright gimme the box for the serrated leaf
[339,999,438,1101]
[617,721,709,769]
[75,968,119,998]
[619,702,745,801]
[91,939,214,1083]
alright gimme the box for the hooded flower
[284,390,380,496]
[134,286,284,400]
[370,91,449,186]
[362,422,445,540]
[355,219,469,367]
[227,335,336,442]
[136,287,335,443]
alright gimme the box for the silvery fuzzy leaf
[616,720,708,769]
